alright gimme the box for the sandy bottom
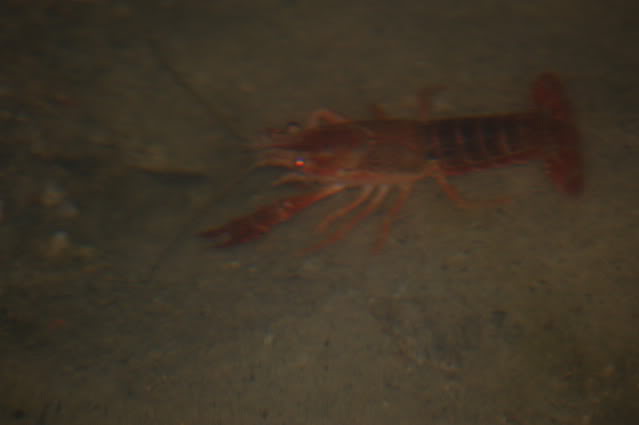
[1,1,638,424]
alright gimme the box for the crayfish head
[255,125,366,178]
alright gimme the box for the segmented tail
[532,73,584,195]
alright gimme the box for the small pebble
[44,231,70,258]
[56,200,79,219]
[263,332,274,346]
[601,363,616,378]
[238,82,256,93]
[223,261,241,270]
[41,182,66,207]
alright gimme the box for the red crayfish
[200,73,583,252]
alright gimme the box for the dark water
[1,1,638,424]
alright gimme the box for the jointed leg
[434,172,511,208]
[308,185,391,252]
[375,184,413,252]
[272,173,326,186]
[316,185,375,233]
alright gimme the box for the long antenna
[145,37,251,145]
[140,38,256,285]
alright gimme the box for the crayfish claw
[200,187,345,249]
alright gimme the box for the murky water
[1,1,638,424]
